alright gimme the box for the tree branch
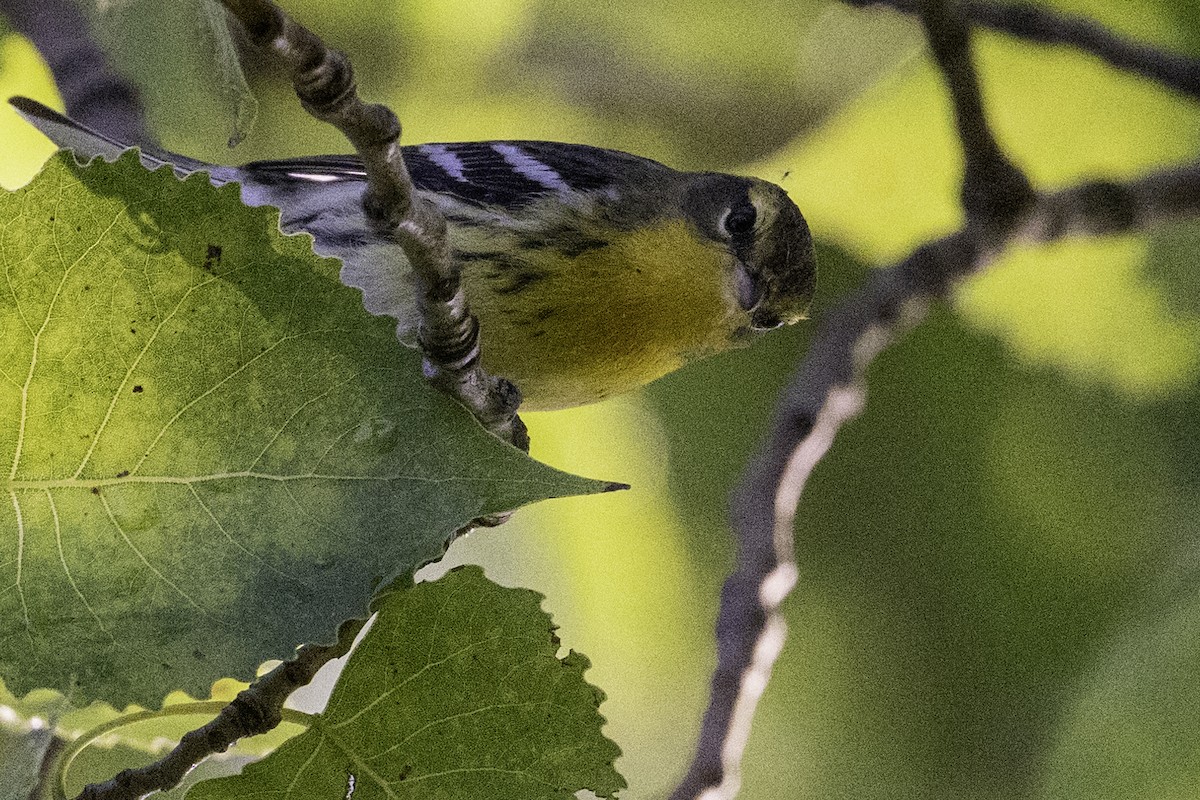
[72,616,365,800]
[670,1,1200,796]
[218,0,527,452]
[671,160,1200,800]
[846,0,1200,101]
[918,0,1036,232]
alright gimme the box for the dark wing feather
[239,141,673,212]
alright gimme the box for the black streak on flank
[514,235,608,257]
[452,249,526,273]
[442,211,486,226]
[203,244,222,272]
[452,249,507,262]
[493,271,551,295]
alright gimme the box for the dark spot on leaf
[530,329,546,338]
[532,308,554,322]
[193,649,205,660]
[132,385,144,393]
[90,487,100,496]
[83,285,91,291]
[130,328,137,334]
[116,470,129,478]
[75,226,81,232]
[397,764,413,781]
[48,216,54,222]
[203,244,223,271]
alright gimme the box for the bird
[10,96,816,410]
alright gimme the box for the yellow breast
[460,218,744,410]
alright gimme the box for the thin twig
[218,0,527,451]
[917,0,1035,232]
[846,0,1200,101]
[0,0,153,144]
[670,159,1200,800]
[670,0,1200,794]
[73,616,366,800]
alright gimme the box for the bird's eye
[722,203,757,236]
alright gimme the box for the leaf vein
[49,489,113,640]
[99,491,210,615]
[366,701,553,763]
[187,483,297,584]
[312,724,402,800]
[73,275,218,478]
[9,491,31,632]
[10,204,124,479]
[130,328,346,475]
[328,633,509,730]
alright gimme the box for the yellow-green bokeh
[0,33,58,189]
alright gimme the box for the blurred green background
[3,0,1200,797]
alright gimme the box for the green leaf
[0,151,610,709]
[186,565,625,800]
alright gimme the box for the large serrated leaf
[0,151,610,708]
[187,565,625,800]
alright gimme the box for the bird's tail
[8,96,213,177]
